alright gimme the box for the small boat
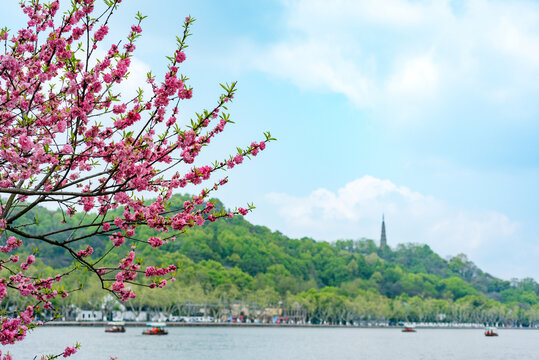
[142,322,168,335]
[105,321,125,333]
[402,326,416,332]
[484,327,498,337]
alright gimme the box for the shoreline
[41,321,538,329]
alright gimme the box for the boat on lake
[398,321,416,333]
[402,326,415,332]
[399,322,415,332]
[143,322,168,335]
[105,321,125,333]
[484,327,498,337]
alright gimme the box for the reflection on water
[5,326,537,360]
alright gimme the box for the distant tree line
[3,194,539,326]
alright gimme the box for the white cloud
[266,175,520,260]
[386,53,440,97]
[249,0,539,122]
[429,211,517,251]
[254,40,373,107]
[494,17,539,67]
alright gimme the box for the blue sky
[3,0,539,281]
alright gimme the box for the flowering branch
[0,0,273,354]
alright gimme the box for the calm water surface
[5,326,539,360]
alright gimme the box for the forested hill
[9,194,539,323]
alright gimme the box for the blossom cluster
[0,0,273,356]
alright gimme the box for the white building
[76,310,103,322]
[112,310,148,322]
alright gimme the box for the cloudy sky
[4,0,538,280]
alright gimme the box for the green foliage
[6,195,539,325]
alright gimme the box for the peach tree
[0,0,272,358]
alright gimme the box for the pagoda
[380,214,387,248]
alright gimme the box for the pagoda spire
[380,214,387,248]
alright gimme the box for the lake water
[4,326,539,360]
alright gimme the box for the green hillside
[4,194,539,326]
